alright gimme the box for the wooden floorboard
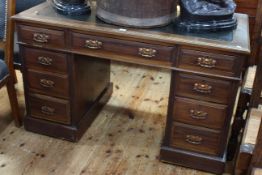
[0,62,214,175]
[253,168,262,175]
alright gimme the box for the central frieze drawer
[28,94,71,125]
[177,47,243,76]
[71,32,175,62]
[17,25,65,48]
[173,97,228,130]
[23,47,68,74]
[171,123,222,156]
[175,73,234,104]
[27,70,69,98]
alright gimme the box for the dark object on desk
[96,0,177,28]
[52,0,90,15]
[16,0,45,13]
[176,0,237,32]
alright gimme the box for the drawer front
[171,123,222,156]
[28,94,70,124]
[71,32,174,62]
[177,48,243,76]
[27,70,69,98]
[173,97,228,130]
[175,73,233,104]
[23,47,68,73]
[17,25,65,48]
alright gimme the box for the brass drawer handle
[33,33,49,43]
[197,57,217,68]
[186,135,203,145]
[190,109,208,120]
[40,79,55,88]
[38,56,53,66]
[193,82,212,94]
[41,106,55,115]
[139,48,157,58]
[85,40,102,49]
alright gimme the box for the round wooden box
[96,0,177,28]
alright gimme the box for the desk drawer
[71,32,174,62]
[175,73,233,104]
[23,47,68,74]
[17,25,65,48]
[28,94,70,124]
[171,123,222,156]
[173,97,228,130]
[27,70,69,98]
[177,48,243,76]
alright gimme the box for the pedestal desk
[13,2,250,174]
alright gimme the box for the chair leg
[12,70,18,84]
[227,92,250,160]
[8,62,18,84]
[6,77,21,127]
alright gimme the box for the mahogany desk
[13,2,250,174]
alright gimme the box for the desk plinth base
[24,83,113,142]
[160,146,226,174]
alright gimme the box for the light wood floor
[0,62,214,175]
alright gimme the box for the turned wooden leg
[12,70,18,84]
[6,77,21,127]
[7,61,18,84]
[227,92,250,161]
